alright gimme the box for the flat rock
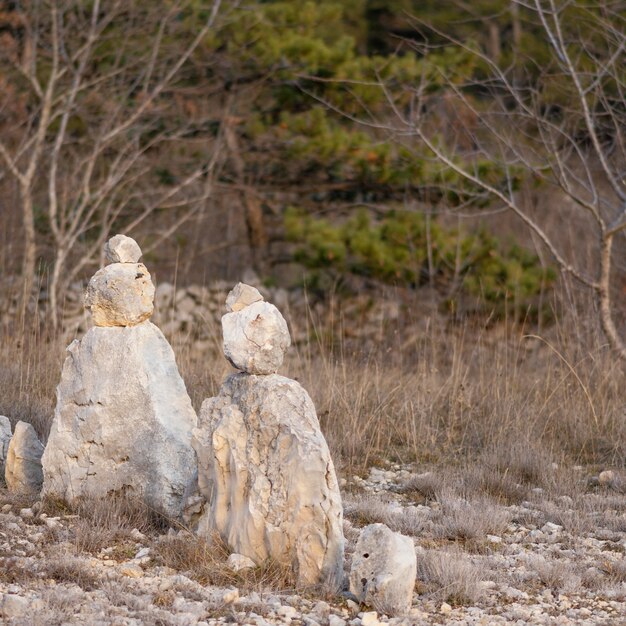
[42,321,197,518]
[225,282,264,313]
[84,263,155,327]
[5,421,44,494]
[104,234,142,264]
[349,523,416,616]
[227,553,256,572]
[222,301,290,374]
[192,373,344,588]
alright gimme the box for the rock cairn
[192,283,344,588]
[41,235,197,518]
[4,421,44,494]
[349,523,417,616]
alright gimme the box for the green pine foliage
[285,208,555,317]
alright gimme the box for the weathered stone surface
[5,421,44,494]
[222,301,290,375]
[42,321,197,518]
[227,553,256,572]
[0,415,11,476]
[104,234,142,264]
[225,282,264,313]
[349,523,416,616]
[192,373,344,588]
[84,263,155,327]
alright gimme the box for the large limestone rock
[349,523,417,616]
[192,373,344,588]
[84,263,155,327]
[222,300,290,375]
[5,421,44,493]
[104,234,142,264]
[0,416,11,476]
[42,321,197,517]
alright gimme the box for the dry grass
[151,532,295,592]
[343,493,425,536]
[416,548,485,605]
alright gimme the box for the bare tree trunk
[224,118,268,274]
[598,235,626,358]
[19,183,36,324]
[510,2,522,51]
[487,21,501,62]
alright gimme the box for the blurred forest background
[0,1,624,469]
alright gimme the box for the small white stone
[120,563,144,578]
[360,612,381,626]
[0,416,11,475]
[598,470,615,486]
[328,617,347,626]
[104,234,142,264]
[1,594,29,618]
[227,553,256,572]
[278,605,298,620]
[19,508,34,519]
[226,282,264,313]
[222,588,239,604]
[5,421,44,494]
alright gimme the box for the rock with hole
[349,523,416,616]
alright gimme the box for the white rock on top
[192,373,344,588]
[84,262,155,327]
[0,415,11,475]
[349,523,417,616]
[222,300,291,375]
[225,282,264,313]
[5,421,44,494]
[42,321,197,518]
[104,234,142,264]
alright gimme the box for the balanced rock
[225,282,264,313]
[85,263,154,327]
[0,416,11,475]
[223,298,290,375]
[5,421,44,493]
[42,321,197,517]
[349,523,416,616]
[105,234,142,264]
[192,373,344,588]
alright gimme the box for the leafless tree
[0,0,227,328]
[314,0,625,356]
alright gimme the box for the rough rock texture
[5,421,44,493]
[349,523,416,616]
[104,234,142,264]
[0,416,11,475]
[192,373,344,588]
[84,263,155,327]
[225,282,264,313]
[42,321,197,517]
[222,301,290,375]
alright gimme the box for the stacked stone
[41,235,197,518]
[192,283,345,589]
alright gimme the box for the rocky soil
[1,463,625,625]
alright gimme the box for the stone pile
[191,283,345,588]
[4,421,44,494]
[41,235,197,518]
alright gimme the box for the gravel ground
[1,464,625,625]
